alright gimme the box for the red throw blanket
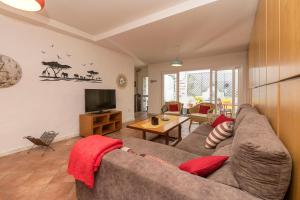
[68,135,123,188]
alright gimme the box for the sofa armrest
[76,150,260,200]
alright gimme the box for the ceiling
[39,0,188,35]
[0,0,258,66]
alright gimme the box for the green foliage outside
[193,96,203,104]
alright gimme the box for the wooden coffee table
[127,115,190,146]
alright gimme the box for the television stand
[93,111,108,114]
[79,111,122,137]
[99,110,112,114]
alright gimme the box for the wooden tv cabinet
[79,111,122,137]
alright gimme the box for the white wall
[148,52,248,114]
[0,15,135,156]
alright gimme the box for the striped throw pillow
[205,121,233,149]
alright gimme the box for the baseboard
[0,118,135,157]
[0,133,79,157]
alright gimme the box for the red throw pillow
[199,105,211,114]
[211,114,234,128]
[179,156,229,177]
[168,104,179,112]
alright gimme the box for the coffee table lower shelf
[140,124,182,146]
[126,115,189,146]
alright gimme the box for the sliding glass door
[179,70,210,105]
[142,77,149,112]
[214,68,239,116]
[234,68,239,112]
[162,67,240,116]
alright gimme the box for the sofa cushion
[176,133,215,156]
[211,114,234,128]
[206,145,239,188]
[168,104,179,111]
[199,105,211,114]
[235,104,252,116]
[190,113,207,118]
[165,111,180,116]
[205,121,233,149]
[213,144,232,157]
[123,137,197,166]
[192,124,214,137]
[231,112,292,200]
[140,154,178,169]
[179,156,228,177]
[234,107,258,133]
[207,161,239,189]
[216,137,234,151]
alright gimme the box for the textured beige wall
[0,15,135,156]
[148,52,249,114]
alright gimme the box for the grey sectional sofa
[76,104,292,200]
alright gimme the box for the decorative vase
[151,116,159,125]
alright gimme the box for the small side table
[182,105,193,116]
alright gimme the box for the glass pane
[216,70,233,116]
[141,96,148,112]
[142,77,149,96]
[163,73,177,102]
[211,70,216,106]
[179,70,210,106]
[234,68,239,114]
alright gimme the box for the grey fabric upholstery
[75,103,292,200]
[235,104,252,116]
[213,144,232,157]
[192,123,214,137]
[176,123,215,155]
[207,145,239,188]
[123,137,198,166]
[231,112,292,200]
[184,123,233,152]
[207,162,239,189]
[234,106,258,133]
[76,149,259,200]
[176,133,215,156]
[216,137,234,150]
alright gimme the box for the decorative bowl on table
[160,114,170,121]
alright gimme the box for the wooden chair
[189,103,215,131]
[161,101,183,116]
[221,98,233,117]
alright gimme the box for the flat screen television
[85,89,116,113]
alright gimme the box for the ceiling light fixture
[0,0,45,12]
[170,57,183,67]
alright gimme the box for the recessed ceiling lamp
[170,57,183,67]
[0,0,45,12]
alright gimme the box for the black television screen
[85,89,116,112]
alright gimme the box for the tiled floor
[0,112,196,200]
